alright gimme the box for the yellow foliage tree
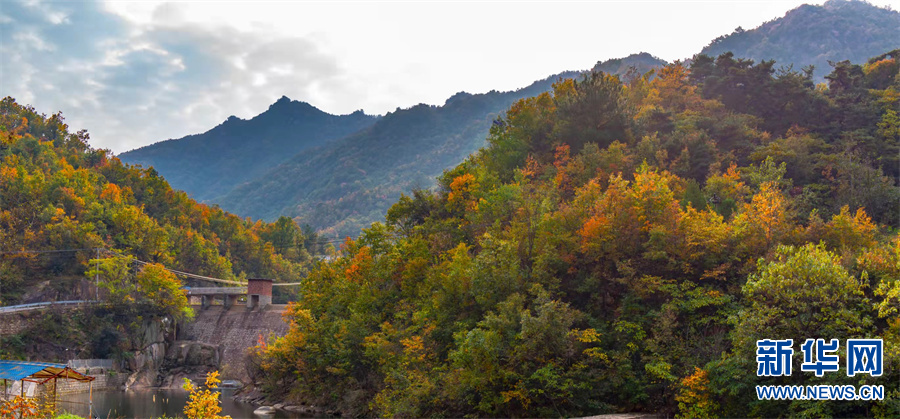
[823,205,878,251]
[137,262,194,321]
[0,394,55,419]
[447,173,479,213]
[675,367,717,418]
[733,181,791,255]
[182,371,231,419]
[0,395,39,418]
[642,63,703,113]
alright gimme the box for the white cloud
[2,0,899,152]
[1,0,357,152]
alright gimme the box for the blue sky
[2,0,898,152]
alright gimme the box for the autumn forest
[248,52,900,417]
[1,28,900,419]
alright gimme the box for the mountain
[124,0,899,238]
[700,0,900,80]
[215,72,581,236]
[118,97,379,202]
[251,54,900,417]
[126,57,658,238]
[593,52,668,77]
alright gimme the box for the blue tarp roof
[0,360,70,381]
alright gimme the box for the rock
[144,340,225,388]
[166,341,223,367]
[221,379,242,388]
[273,403,284,409]
[125,341,168,388]
[253,406,276,415]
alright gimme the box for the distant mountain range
[216,72,580,236]
[119,99,378,202]
[119,0,899,237]
[700,0,899,80]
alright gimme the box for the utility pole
[95,247,100,301]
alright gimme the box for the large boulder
[166,341,223,367]
[124,320,172,388]
[155,340,225,388]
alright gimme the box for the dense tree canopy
[257,51,900,417]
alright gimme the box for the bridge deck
[184,287,248,295]
[0,300,96,314]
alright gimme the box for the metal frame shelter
[0,360,96,417]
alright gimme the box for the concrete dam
[177,304,289,379]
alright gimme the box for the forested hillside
[1,96,322,360]
[216,72,579,237]
[701,0,900,80]
[119,97,378,202]
[254,51,900,417]
[0,96,315,306]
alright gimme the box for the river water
[56,388,299,418]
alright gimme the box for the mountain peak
[263,95,325,119]
[444,91,473,106]
[269,95,294,109]
[118,94,379,201]
[593,53,668,76]
[823,0,875,9]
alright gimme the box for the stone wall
[45,371,123,396]
[4,371,122,399]
[0,312,32,335]
[177,305,287,380]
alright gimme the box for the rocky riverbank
[234,387,333,417]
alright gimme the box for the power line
[0,248,95,255]
[134,259,248,286]
[2,246,306,287]
[305,238,350,245]
[0,238,352,257]
[100,248,248,286]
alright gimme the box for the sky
[2,0,899,153]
